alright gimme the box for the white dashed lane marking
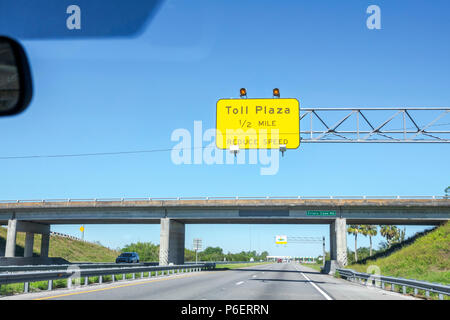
[294,266,333,300]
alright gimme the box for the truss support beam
[299,108,450,143]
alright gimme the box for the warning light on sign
[239,88,247,98]
[273,88,280,98]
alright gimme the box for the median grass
[215,262,271,269]
[346,221,450,286]
[299,263,323,272]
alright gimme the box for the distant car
[116,252,140,263]
[277,259,283,263]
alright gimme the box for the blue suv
[116,252,140,263]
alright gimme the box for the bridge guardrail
[0,195,447,204]
[337,268,450,300]
[0,263,216,294]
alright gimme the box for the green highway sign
[306,210,337,216]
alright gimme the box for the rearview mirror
[0,36,32,116]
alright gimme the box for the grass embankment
[0,227,118,262]
[0,227,119,296]
[344,222,450,299]
[347,222,450,285]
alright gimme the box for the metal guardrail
[0,261,258,273]
[337,268,450,300]
[50,231,83,241]
[0,195,447,203]
[0,263,216,294]
[0,262,159,273]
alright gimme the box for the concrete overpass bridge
[1,196,449,272]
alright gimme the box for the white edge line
[300,271,333,300]
[236,281,244,285]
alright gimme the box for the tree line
[185,246,269,262]
[119,242,268,262]
[347,225,406,262]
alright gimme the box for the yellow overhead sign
[275,235,287,244]
[216,98,300,149]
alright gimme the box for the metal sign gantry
[285,236,326,267]
[300,108,450,143]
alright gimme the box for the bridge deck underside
[0,219,444,225]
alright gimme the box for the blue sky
[0,0,449,257]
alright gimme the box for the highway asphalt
[1,263,416,300]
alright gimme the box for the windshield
[120,253,133,257]
[0,1,449,305]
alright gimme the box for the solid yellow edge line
[33,272,205,300]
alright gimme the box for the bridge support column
[40,233,50,258]
[3,220,50,259]
[5,219,18,257]
[159,218,185,265]
[24,232,35,257]
[325,218,347,274]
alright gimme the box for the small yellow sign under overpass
[275,235,287,244]
[216,98,300,149]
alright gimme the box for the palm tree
[347,225,362,262]
[361,225,378,256]
[380,225,399,248]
